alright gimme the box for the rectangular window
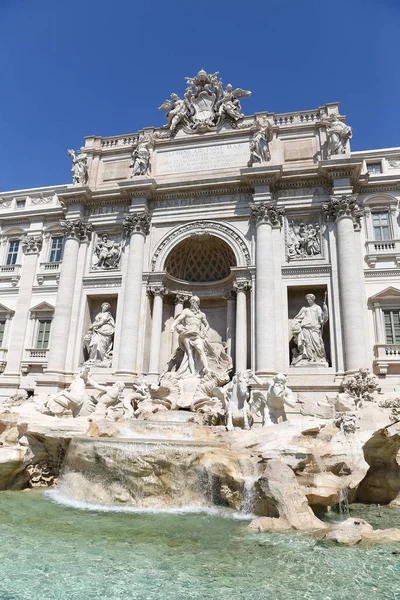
[6,240,19,265]
[49,236,64,262]
[0,320,6,347]
[36,319,51,349]
[384,310,400,344]
[372,212,390,241]
[367,162,382,175]
[16,200,26,208]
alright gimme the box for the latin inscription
[155,142,249,175]
[152,193,250,210]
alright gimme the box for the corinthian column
[147,285,167,376]
[251,202,285,375]
[116,213,150,375]
[47,221,92,374]
[323,195,367,372]
[4,235,43,375]
[233,279,251,373]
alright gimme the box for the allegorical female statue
[84,302,115,366]
[67,149,88,185]
[291,294,328,366]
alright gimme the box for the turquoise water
[0,491,399,600]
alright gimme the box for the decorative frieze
[123,213,150,236]
[21,235,43,255]
[250,202,285,228]
[322,195,364,228]
[60,219,93,242]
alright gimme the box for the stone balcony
[0,264,21,286]
[374,344,400,374]
[365,239,400,268]
[36,262,61,285]
[21,348,49,374]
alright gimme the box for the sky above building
[1,0,399,192]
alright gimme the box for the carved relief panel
[285,218,323,261]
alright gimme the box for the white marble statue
[86,375,125,419]
[130,134,153,177]
[92,234,121,270]
[251,373,297,425]
[170,295,210,376]
[158,70,251,133]
[248,118,273,166]
[67,149,88,185]
[224,370,253,431]
[39,366,94,417]
[84,302,115,366]
[159,93,189,134]
[291,294,328,365]
[324,114,352,157]
[217,84,251,123]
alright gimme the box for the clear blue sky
[1,0,399,192]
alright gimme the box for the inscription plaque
[155,142,249,175]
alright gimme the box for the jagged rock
[357,422,400,504]
[0,445,34,490]
[251,458,326,530]
[298,394,335,419]
[322,517,400,545]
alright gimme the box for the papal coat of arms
[158,69,251,135]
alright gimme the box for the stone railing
[0,264,20,274]
[39,262,61,272]
[273,111,321,127]
[365,240,398,253]
[101,136,136,148]
[23,348,49,361]
[374,343,400,374]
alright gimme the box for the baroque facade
[1,69,400,399]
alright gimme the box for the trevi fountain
[1,70,400,598]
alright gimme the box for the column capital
[233,278,252,293]
[60,219,93,242]
[123,213,150,236]
[250,202,285,229]
[21,234,43,255]
[223,289,237,301]
[322,195,364,228]
[147,284,167,297]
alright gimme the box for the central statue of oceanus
[158,69,251,134]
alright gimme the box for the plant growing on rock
[340,368,380,409]
[379,397,400,423]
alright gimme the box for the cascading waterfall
[56,435,225,510]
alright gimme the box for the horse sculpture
[224,370,253,431]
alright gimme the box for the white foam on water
[44,488,255,520]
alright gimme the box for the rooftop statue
[67,149,88,185]
[130,133,153,177]
[323,114,352,157]
[158,69,251,134]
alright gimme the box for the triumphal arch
[1,68,400,402]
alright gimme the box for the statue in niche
[93,234,121,269]
[291,294,328,366]
[251,373,297,426]
[248,118,273,166]
[170,295,211,376]
[287,221,321,260]
[84,302,115,367]
[130,134,153,177]
[323,114,352,157]
[67,149,88,185]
